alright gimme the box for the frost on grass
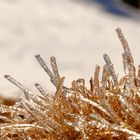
[0,28,140,140]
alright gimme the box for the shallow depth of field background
[0,0,140,98]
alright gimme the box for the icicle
[35,55,57,86]
[35,83,47,97]
[50,56,60,82]
[116,27,136,77]
[93,65,100,95]
[103,54,118,86]
[4,75,31,100]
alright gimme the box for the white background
[0,0,140,98]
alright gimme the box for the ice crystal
[0,28,140,140]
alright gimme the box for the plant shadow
[81,0,131,17]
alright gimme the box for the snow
[0,0,140,97]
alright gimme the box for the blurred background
[0,0,140,98]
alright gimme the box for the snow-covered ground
[0,0,140,98]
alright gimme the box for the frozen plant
[0,28,140,140]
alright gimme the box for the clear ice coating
[0,28,140,139]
